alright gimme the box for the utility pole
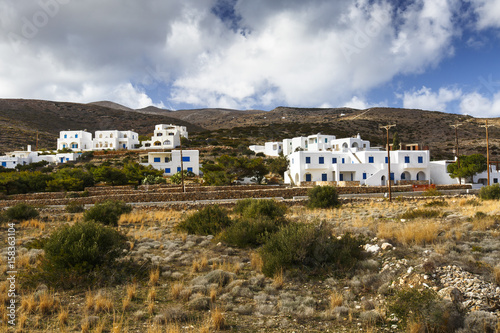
[450,122,462,184]
[380,124,396,202]
[179,135,185,193]
[481,120,493,186]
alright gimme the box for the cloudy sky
[1,0,499,116]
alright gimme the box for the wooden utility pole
[481,120,493,185]
[450,122,462,184]
[380,124,396,202]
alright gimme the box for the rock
[381,242,393,250]
[363,244,380,253]
[190,269,236,287]
[360,310,383,324]
[234,304,254,315]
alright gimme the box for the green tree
[392,132,401,150]
[83,200,132,226]
[447,154,487,182]
[93,166,128,186]
[268,154,289,176]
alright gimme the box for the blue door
[339,174,344,181]
[305,174,312,182]
[321,173,327,181]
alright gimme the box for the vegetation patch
[83,200,132,226]
[400,209,441,220]
[307,186,341,209]
[479,184,500,200]
[2,203,39,222]
[177,205,232,236]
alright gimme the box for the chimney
[27,145,32,152]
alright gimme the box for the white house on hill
[142,150,200,176]
[93,130,139,150]
[141,124,188,150]
[57,130,93,151]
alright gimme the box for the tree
[392,132,401,150]
[93,166,128,186]
[447,154,487,182]
[268,154,289,176]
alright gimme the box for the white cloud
[342,96,369,109]
[401,86,462,111]
[459,91,500,117]
[471,0,500,29]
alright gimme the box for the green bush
[65,201,85,213]
[233,199,287,221]
[3,203,39,221]
[259,222,365,277]
[400,209,441,220]
[479,184,500,200]
[177,205,232,236]
[218,217,284,248]
[43,220,127,271]
[83,200,132,226]
[388,287,464,331]
[307,186,340,209]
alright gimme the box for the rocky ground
[1,195,500,332]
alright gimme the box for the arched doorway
[381,175,386,186]
[416,171,426,181]
[352,142,359,149]
[401,171,411,181]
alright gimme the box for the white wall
[142,150,200,175]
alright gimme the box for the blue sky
[1,0,500,117]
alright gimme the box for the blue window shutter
[385,157,388,163]
[177,167,181,172]
[75,134,78,138]
[342,158,345,164]
[418,156,423,163]
[340,174,344,181]
[390,173,394,180]
[322,174,327,181]
[305,174,312,181]
[319,157,324,164]
[332,158,337,164]
[405,156,410,163]
[368,156,374,163]
[153,157,160,163]
[187,167,193,172]
[1,162,6,167]
[306,157,311,164]
[401,173,406,180]
[165,168,170,173]
[182,156,190,162]
[363,173,367,180]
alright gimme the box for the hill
[0,99,499,161]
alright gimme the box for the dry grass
[37,290,59,315]
[18,312,27,330]
[377,220,441,245]
[250,252,263,272]
[211,307,225,331]
[272,269,284,289]
[149,267,160,286]
[210,287,217,303]
[329,290,343,309]
[147,287,156,302]
[165,323,181,333]
[147,301,155,315]
[213,260,240,274]
[122,296,131,312]
[125,283,137,301]
[20,218,45,231]
[85,290,95,312]
[94,293,114,313]
[111,313,124,333]
[494,266,500,286]
[170,282,184,300]
[58,307,69,327]
[20,293,37,314]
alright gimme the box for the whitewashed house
[283,134,337,155]
[57,130,92,151]
[93,130,139,150]
[141,124,188,150]
[249,142,283,156]
[142,150,200,176]
[0,145,79,168]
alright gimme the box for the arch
[154,141,161,146]
[401,171,411,180]
[416,171,426,181]
[381,175,386,186]
[70,142,78,149]
[352,142,359,148]
[342,142,348,149]
[163,140,171,146]
[145,143,151,147]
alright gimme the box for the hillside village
[1,122,498,188]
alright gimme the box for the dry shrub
[37,290,59,315]
[20,293,37,313]
[148,288,156,302]
[148,301,155,314]
[126,283,137,301]
[250,252,263,272]
[94,293,114,313]
[122,296,131,311]
[85,290,94,312]
[272,269,284,289]
[112,313,124,333]
[170,282,184,300]
[329,291,343,309]
[211,307,225,330]
[58,308,69,327]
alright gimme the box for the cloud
[459,91,500,117]
[0,0,489,110]
[401,86,462,111]
[471,0,500,30]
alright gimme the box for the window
[363,173,367,180]
[342,158,345,164]
[1,162,6,167]
[75,134,78,138]
[305,174,312,182]
[187,167,193,172]
[401,172,406,180]
[71,143,78,149]
[494,178,498,184]
[66,158,69,161]
[321,174,327,181]
[305,157,311,164]
[64,134,67,139]
[319,157,324,164]
[177,167,181,172]
[368,156,374,163]
[292,158,294,164]
[404,156,410,163]
[339,174,344,181]
[332,158,337,164]
[164,157,170,163]
[385,157,388,164]
[165,168,171,173]
[153,157,161,163]
[418,156,424,163]
[325,138,328,143]
[182,156,190,162]
[390,173,394,180]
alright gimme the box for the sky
[1,0,500,117]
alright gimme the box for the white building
[249,142,283,156]
[57,130,93,151]
[93,130,139,150]
[142,124,188,150]
[0,145,79,168]
[142,150,200,176]
[283,134,338,155]
[285,149,431,186]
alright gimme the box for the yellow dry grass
[329,290,343,309]
[149,267,160,286]
[170,282,184,300]
[377,220,441,245]
[211,307,225,331]
[250,252,263,272]
[272,269,284,289]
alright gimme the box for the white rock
[381,243,393,250]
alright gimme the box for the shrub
[388,287,464,331]
[479,184,500,200]
[65,201,85,213]
[233,199,287,221]
[423,200,448,208]
[400,209,441,220]
[218,217,284,248]
[421,187,442,197]
[3,203,39,221]
[83,200,132,226]
[307,186,340,209]
[259,222,365,277]
[177,205,232,236]
[43,220,127,271]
